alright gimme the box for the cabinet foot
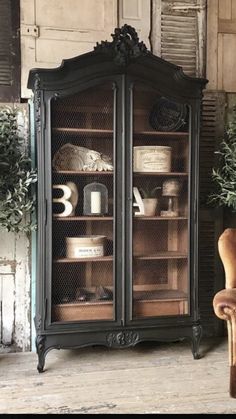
[36,335,46,373]
[191,324,202,359]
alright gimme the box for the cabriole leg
[35,335,46,373]
[191,324,202,359]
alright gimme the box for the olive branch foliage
[0,106,37,233]
[209,109,236,211]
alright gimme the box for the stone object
[52,143,113,172]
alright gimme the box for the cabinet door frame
[36,75,125,332]
[124,75,201,327]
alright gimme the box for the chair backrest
[218,228,236,289]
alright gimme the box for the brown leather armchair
[213,228,236,398]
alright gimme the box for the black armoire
[28,25,209,372]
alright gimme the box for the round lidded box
[66,235,106,259]
[133,146,171,173]
[149,97,187,132]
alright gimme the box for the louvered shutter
[0,0,20,102]
[152,0,206,77]
[199,91,226,336]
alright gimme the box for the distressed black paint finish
[94,24,148,65]
[28,26,207,372]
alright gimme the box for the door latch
[21,24,39,38]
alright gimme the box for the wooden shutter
[207,0,236,92]
[20,0,117,98]
[151,0,206,77]
[0,0,20,102]
[199,91,226,336]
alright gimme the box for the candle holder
[160,178,182,217]
[83,182,108,216]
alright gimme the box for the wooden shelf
[133,296,188,317]
[54,252,187,262]
[53,300,113,322]
[134,216,187,220]
[53,216,113,221]
[54,253,187,262]
[53,171,187,176]
[134,252,188,260]
[53,216,186,221]
[133,172,188,176]
[53,170,113,175]
[134,289,187,301]
[55,300,112,306]
[54,256,113,263]
[52,289,188,322]
[134,131,189,138]
[52,128,113,136]
[52,128,188,137]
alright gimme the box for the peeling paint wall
[0,103,31,352]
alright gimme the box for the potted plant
[139,182,161,216]
[0,106,37,234]
[209,109,236,214]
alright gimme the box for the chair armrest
[213,288,236,397]
[213,288,236,320]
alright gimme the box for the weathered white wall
[0,230,31,352]
[20,0,118,98]
[20,0,151,98]
[0,104,31,352]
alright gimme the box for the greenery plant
[139,181,161,199]
[209,108,236,211]
[0,106,37,233]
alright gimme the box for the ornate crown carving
[94,24,148,65]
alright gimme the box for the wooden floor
[0,337,236,414]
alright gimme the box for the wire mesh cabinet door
[49,81,120,325]
[126,82,191,322]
